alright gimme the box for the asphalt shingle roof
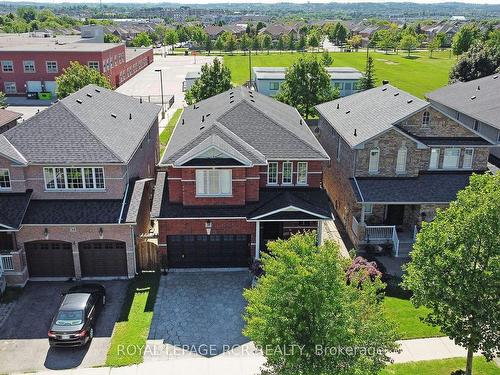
[316,85,429,147]
[0,191,32,229]
[0,108,21,127]
[426,74,500,130]
[0,135,26,164]
[161,87,328,166]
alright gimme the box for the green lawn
[380,357,499,375]
[224,50,454,98]
[160,108,183,155]
[105,271,160,366]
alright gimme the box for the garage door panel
[25,241,75,278]
[79,241,127,277]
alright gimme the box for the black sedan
[48,283,106,347]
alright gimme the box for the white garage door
[26,81,42,92]
[44,81,57,96]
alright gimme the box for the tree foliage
[104,33,121,43]
[55,61,112,98]
[164,29,178,53]
[321,51,333,66]
[185,58,232,105]
[449,43,500,83]
[275,57,338,119]
[359,56,376,90]
[347,34,362,51]
[399,34,419,57]
[403,173,500,375]
[130,32,152,47]
[243,232,399,375]
[452,24,481,56]
[0,91,7,109]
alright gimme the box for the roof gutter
[118,181,130,224]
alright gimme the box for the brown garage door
[25,241,75,277]
[79,240,128,277]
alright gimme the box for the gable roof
[316,84,429,148]
[4,85,160,164]
[0,108,21,127]
[426,74,500,130]
[0,134,27,164]
[0,191,32,230]
[161,87,328,166]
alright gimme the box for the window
[334,82,344,90]
[442,148,460,169]
[0,169,11,189]
[267,162,278,184]
[43,167,105,190]
[463,148,474,169]
[4,82,16,94]
[46,61,58,73]
[363,203,373,214]
[336,136,341,160]
[269,81,280,90]
[396,145,407,173]
[1,60,13,72]
[23,60,35,73]
[473,120,480,131]
[497,131,500,143]
[422,111,430,126]
[88,61,100,70]
[429,148,440,169]
[368,148,380,174]
[344,82,352,91]
[282,161,292,184]
[297,162,308,185]
[195,169,232,196]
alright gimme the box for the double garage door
[167,234,251,268]
[25,240,127,278]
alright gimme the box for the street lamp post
[248,48,252,88]
[155,69,165,119]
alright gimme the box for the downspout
[118,182,130,224]
[130,225,137,276]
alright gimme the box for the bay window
[0,169,11,189]
[282,161,293,184]
[196,169,232,196]
[442,148,460,169]
[297,162,308,185]
[44,167,105,190]
[267,162,278,185]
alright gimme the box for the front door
[385,205,405,225]
[261,222,283,251]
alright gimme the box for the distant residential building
[252,67,362,97]
[183,71,201,92]
[258,24,299,41]
[0,108,21,133]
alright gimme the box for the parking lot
[0,280,127,374]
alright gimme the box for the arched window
[396,145,407,173]
[368,148,380,174]
[422,111,431,126]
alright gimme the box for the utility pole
[155,69,165,119]
[248,48,252,88]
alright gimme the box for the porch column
[360,203,366,224]
[255,221,260,260]
[317,221,324,245]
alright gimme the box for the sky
[3,0,500,4]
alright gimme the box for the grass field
[224,50,454,98]
[160,108,183,154]
[380,357,499,375]
[105,271,160,366]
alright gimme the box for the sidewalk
[17,337,489,375]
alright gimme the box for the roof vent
[407,99,413,104]
[346,110,350,114]
[382,80,389,85]
[206,113,211,117]
[382,87,387,91]
[140,98,143,104]
[86,93,93,98]
[230,100,234,104]
[111,113,117,118]
[129,113,132,120]
[229,91,234,95]
[337,103,340,109]
[477,85,480,90]
[493,75,498,79]
[202,115,205,122]
[300,119,302,125]
[95,88,100,93]
[76,99,83,104]
[471,95,476,100]
[394,93,399,97]
[200,126,205,130]
[193,104,198,109]
[250,99,255,103]
[182,119,185,125]
[354,129,357,137]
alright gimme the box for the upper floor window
[269,82,280,90]
[267,162,278,185]
[297,162,308,185]
[396,145,407,174]
[0,169,11,189]
[1,60,13,72]
[429,148,440,169]
[282,161,293,184]
[422,111,430,126]
[88,61,100,70]
[23,60,35,73]
[44,167,105,191]
[46,61,58,73]
[442,148,460,169]
[4,82,16,94]
[368,148,380,174]
[473,120,480,131]
[195,169,231,196]
[463,148,474,169]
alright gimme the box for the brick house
[151,87,332,268]
[315,85,493,256]
[0,108,21,134]
[0,85,160,286]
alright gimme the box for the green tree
[215,35,224,53]
[403,173,500,375]
[321,51,333,66]
[336,23,348,47]
[276,57,338,119]
[377,29,395,54]
[204,34,213,55]
[435,32,446,49]
[244,233,399,375]
[55,61,112,98]
[449,43,500,83]
[399,34,419,57]
[252,35,261,54]
[348,34,362,51]
[17,7,36,23]
[239,33,251,53]
[223,32,237,54]
[428,36,441,58]
[308,32,320,52]
[0,91,7,109]
[288,35,296,51]
[452,23,481,56]
[104,33,121,43]
[164,29,178,54]
[486,29,500,48]
[298,34,307,51]
[277,36,285,53]
[185,58,232,104]
[131,32,152,48]
[262,34,272,54]
[154,24,168,44]
[359,56,376,90]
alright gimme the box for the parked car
[48,284,106,347]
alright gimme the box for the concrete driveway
[0,280,127,374]
[146,271,252,361]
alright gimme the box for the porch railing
[351,216,359,238]
[364,225,400,257]
[392,228,400,257]
[0,254,14,272]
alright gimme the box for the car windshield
[55,310,83,326]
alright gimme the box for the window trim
[462,148,474,169]
[1,60,13,73]
[43,166,105,191]
[422,111,430,126]
[396,145,407,174]
[23,60,36,73]
[88,61,100,70]
[46,60,58,73]
[0,168,11,190]
[195,169,232,197]
[363,203,373,215]
[368,147,380,174]
[282,161,293,185]
[268,81,280,90]
[297,162,308,185]
[429,148,440,169]
[267,162,278,185]
[4,82,16,94]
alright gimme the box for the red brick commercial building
[0,35,152,97]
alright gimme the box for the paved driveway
[146,271,252,360]
[0,280,127,374]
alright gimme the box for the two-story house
[427,74,500,161]
[0,85,160,286]
[151,87,332,268]
[316,85,493,256]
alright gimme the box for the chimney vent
[202,115,205,122]
[354,129,357,137]
[140,98,143,103]
[76,99,83,104]
[477,85,481,90]
[86,93,92,98]
[346,110,350,114]
[95,88,100,93]
[182,119,185,125]
[111,113,117,118]
[471,95,476,100]
[337,103,340,109]
[407,99,413,104]
[394,92,399,97]
[129,113,132,120]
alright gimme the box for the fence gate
[137,241,159,271]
